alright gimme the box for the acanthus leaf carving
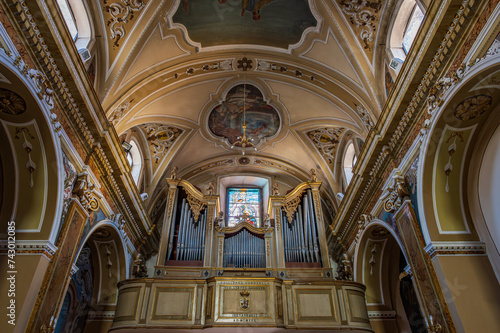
[282,190,305,224]
[186,193,206,223]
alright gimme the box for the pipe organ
[112,179,372,332]
[223,228,266,268]
[281,189,321,265]
[172,198,207,262]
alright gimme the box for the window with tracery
[227,188,261,227]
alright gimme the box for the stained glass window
[227,188,261,227]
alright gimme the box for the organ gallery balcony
[111,179,371,331]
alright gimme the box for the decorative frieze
[425,241,486,259]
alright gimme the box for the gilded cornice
[330,0,490,256]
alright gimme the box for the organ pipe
[281,192,322,264]
[223,229,265,268]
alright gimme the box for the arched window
[402,5,424,54]
[126,140,143,185]
[343,142,357,187]
[56,0,92,52]
[389,0,425,63]
[57,0,78,40]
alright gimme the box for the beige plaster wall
[435,255,500,332]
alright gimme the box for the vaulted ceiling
[82,0,402,207]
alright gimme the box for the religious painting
[173,0,317,49]
[227,188,261,227]
[208,84,280,146]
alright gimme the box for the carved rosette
[186,193,206,223]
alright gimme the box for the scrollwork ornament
[103,0,146,47]
[282,191,305,224]
[382,174,409,213]
[186,193,206,223]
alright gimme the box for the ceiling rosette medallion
[306,127,345,165]
[141,123,183,164]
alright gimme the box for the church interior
[1,0,500,332]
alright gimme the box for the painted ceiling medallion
[0,88,26,115]
[142,124,183,163]
[172,0,317,49]
[208,84,280,148]
[454,95,492,121]
[306,127,345,165]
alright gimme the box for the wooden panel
[114,287,141,321]
[295,289,336,321]
[151,287,194,320]
[346,289,370,324]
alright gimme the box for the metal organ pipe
[173,200,207,262]
[223,229,265,268]
[281,191,321,264]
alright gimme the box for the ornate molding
[186,193,206,223]
[72,170,103,211]
[87,311,115,321]
[381,172,409,213]
[368,310,396,319]
[425,241,486,259]
[281,191,304,224]
[354,214,375,245]
[0,241,57,260]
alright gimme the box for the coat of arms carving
[240,290,250,310]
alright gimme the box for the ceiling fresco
[172,0,317,48]
[208,83,280,147]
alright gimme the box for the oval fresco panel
[208,84,280,146]
[173,0,317,49]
